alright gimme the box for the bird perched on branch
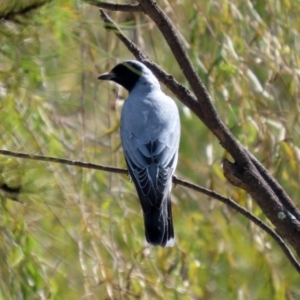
[98,60,180,247]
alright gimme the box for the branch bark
[97,2,300,258]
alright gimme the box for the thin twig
[173,176,300,274]
[0,149,127,174]
[0,148,300,273]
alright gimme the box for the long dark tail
[143,194,174,247]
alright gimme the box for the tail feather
[144,194,174,247]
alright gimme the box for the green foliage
[0,0,300,299]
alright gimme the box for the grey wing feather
[122,131,179,213]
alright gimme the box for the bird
[98,60,180,247]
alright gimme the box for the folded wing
[122,128,179,246]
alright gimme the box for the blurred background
[0,0,300,299]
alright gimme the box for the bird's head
[98,60,159,92]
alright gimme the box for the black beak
[98,72,116,80]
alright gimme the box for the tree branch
[248,152,300,220]
[0,148,299,273]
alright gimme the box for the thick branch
[1,148,299,273]
[223,159,300,251]
[248,152,300,220]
